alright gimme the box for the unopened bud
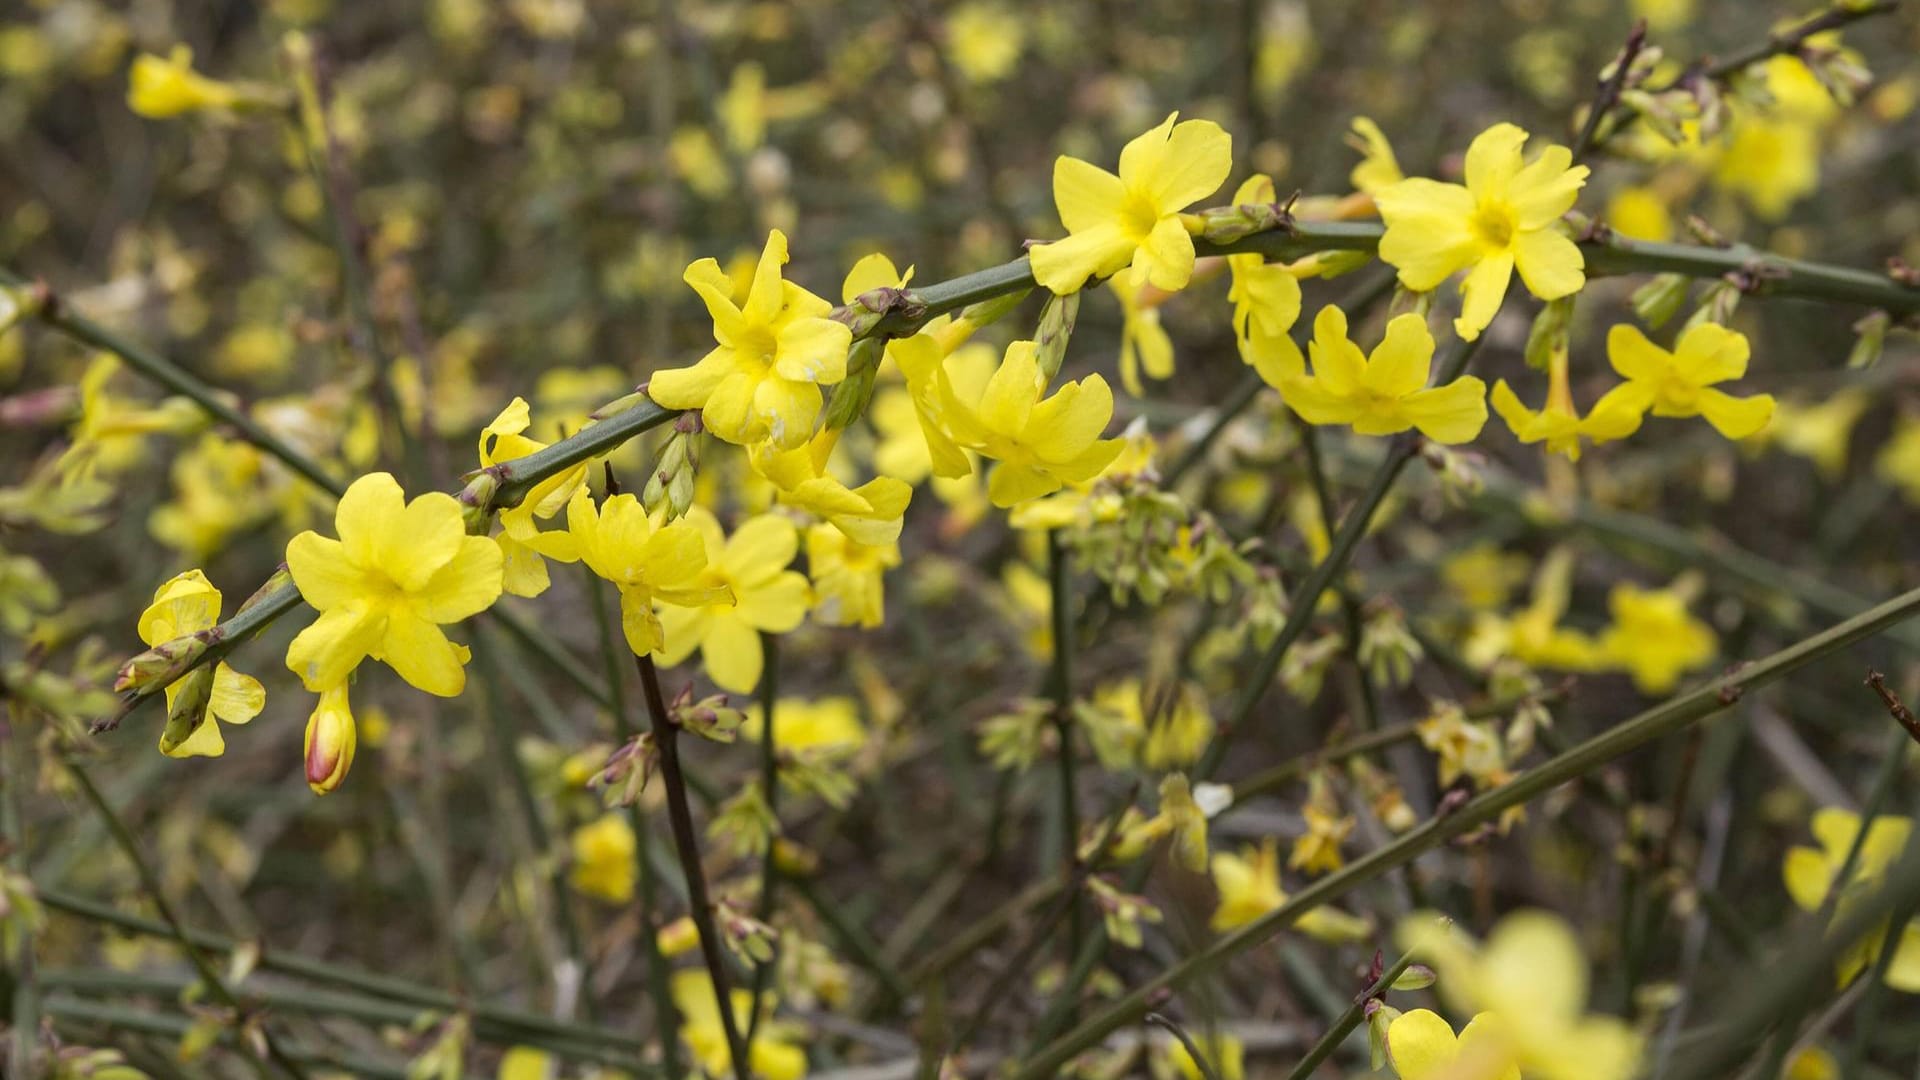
[836,286,927,339]
[822,336,885,431]
[1196,197,1293,245]
[1524,295,1575,371]
[115,629,218,695]
[459,469,502,533]
[657,915,700,957]
[959,286,1031,329]
[1849,310,1890,370]
[303,683,357,795]
[157,667,216,755]
[1033,290,1080,382]
[589,388,649,421]
[1630,273,1691,329]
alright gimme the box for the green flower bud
[157,666,217,755]
[1630,273,1691,328]
[1033,289,1080,382]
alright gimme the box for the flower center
[1471,201,1516,250]
[1121,190,1163,241]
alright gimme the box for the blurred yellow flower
[1877,416,1920,505]
[1387,1009,1521,1080]
[1598,579,1716,694]
[1209,838,1371,941]
[1348,116,1404,196]
[1110,274,1174,397]
[1399,910,1642,1080]
[127,46,246,118]
[1783,807,1920,992]
[1490,346,1642,460]
[670,969,809,1080]
[806,523,898,629]
[569,814,636,904]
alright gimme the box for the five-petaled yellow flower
[567,489,731,657]
[1280,306,1488,443]
[648,229,854,449]
[1375,123,1589,341]
[1598,579,1717,694]
[285,473,504,697]
[1029,111,1231,295]
[945,339,1124,506]
[656,509,810,693]
[1600,322,1775,440]
[1490,346,1643,460]
[138,570,265,758]
[1784,808,1920,992]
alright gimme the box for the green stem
[635,653,751,1080]
[1047,530,1083,958]
[65,761,307,1080]
[41,997,408,1080]
[3,716,36,1078]
[1013,582,1920,1079]
[1282,948,1417,1080]
[745,632,782,1050]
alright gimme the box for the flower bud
[958,286,1031,330]
[1033,289,1080,382]
[1524,295,1575,371]
[822,336,885,431]
[1848,309,1889,370]
[157,667,216,755]
[589,388,649,421]
[303,684,357,795]
[1630,273,1691,329]
[835,286,927,339]
[115,629,218,695]
[458,469,502,534]
[1196,198,1293,246]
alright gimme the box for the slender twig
[745,632,782,1050]
[1047,530,1083,958]
[585,569,681,1075]
[1570,19,1648,161]
[1697,0,1899,82]
[1866,669,1920,746]
[1013,582,1920,1079]
[41,998,407,1080]
[65,761,307,1080]
[3,714,37,1078]
[1147,1014,1223,1080]
[1282,948,1417,1080]
[635,653,750,1080]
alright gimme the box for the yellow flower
[1347,116,1404,196]
[1598,579,1716,694]
[568,489,730,656]
[1029,111,1232,295]
[1599,322,1774,440]
[1877,416,1920,506]
[1489,345,1642,460]
[1399,910,1643,1080]
[670,969,810,1080]
[1209,839,1371,941]
[1289,778,1355,876]
[720,62,767,153]
[1712,114,1821,220]
[648,230,853,449]
[1280,306,1488,443]
[61,355,204,479]
[1760,390,1870,478]
[478,397,589,597]
[126,46,245,118]
[946,340,1123,506]
[1387,1009,1521,1080]
[882,327,989,483]
[806,523,898,629]
[945,3,1024,85]
[1783,807,1920,992]
[497,1046,555,1080]
[1604,184,1674,242]
[284,473,504,696]
[654,509,809,693]
[1226,174,1306,387]
[1087,677,1214,771]
[1465,548,1607,672]
[1441,542,1528,611]
[303,683,357,795]
[1418,703,1511,791]
[1109,275,1175,397]
[1375,123,1589,341]
[1006,421,1156,532]
[749,437,912,547]
[744,696,867,756]
[138,571,265,758]
[569,814,637,904]
[1157,774,1209,873]
[149,435,274,560]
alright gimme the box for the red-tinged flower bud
[303,684,357,795]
